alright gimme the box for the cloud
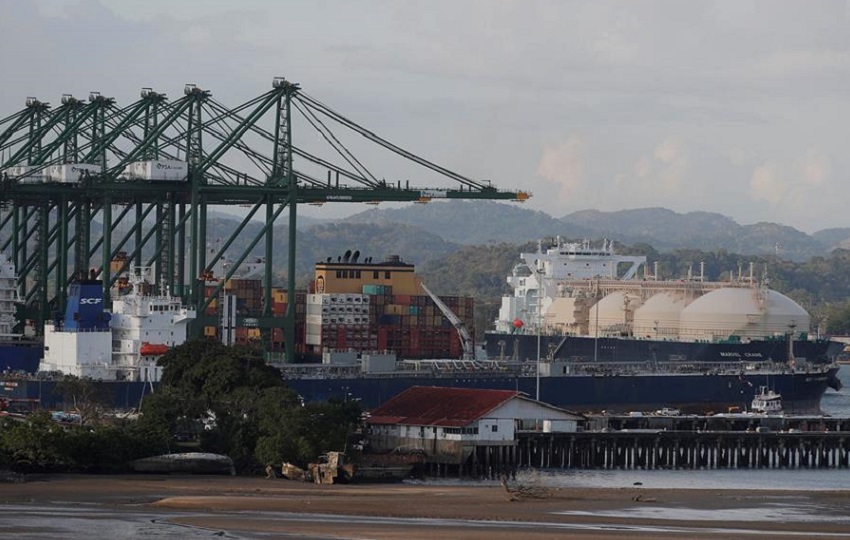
[750,163,784,205]
[725,146,756,166]
[653,138,688,193]
[759,50,850,77]
[749,149,832,207]
[800,149,831,186]
[624,137,688,199]
[536,136,586,203]
[5,0,850,231]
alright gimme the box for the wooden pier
[516,431,850,470]
[419,414,850,477]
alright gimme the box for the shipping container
[45,163,102,183]
[378,314,401,325]
[385,304,404,316]
[4,165,44,184]
[121,160,188,181]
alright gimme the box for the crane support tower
[0,77,529,362]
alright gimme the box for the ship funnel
[343,250,351,263]
[352,250,360,263]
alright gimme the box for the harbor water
[821,364,850,417]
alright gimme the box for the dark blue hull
[0,341,43,374]
[484,332,841,365]
[0,379,153,410]
[282,367,839,414]
[0,367,838,415]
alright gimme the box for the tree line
[0,339,361,474]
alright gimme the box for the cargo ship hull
[280,367,839,414]
[484,332,842,365]
[0,378,151,410]
[0,342,43,374]
[1,365,837,415]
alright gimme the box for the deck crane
[420,282,474,360]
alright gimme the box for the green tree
[56,376,113,426]
[0,410,67,470]
[143,338,362,474]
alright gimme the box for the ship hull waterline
[1,368,838,415]
[281,368,837,414]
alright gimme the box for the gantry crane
[0,77,529,362]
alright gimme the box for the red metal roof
[367,386,520,427]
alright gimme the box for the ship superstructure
[40,270,195,382]
[110,270,196,382]
[0,251,19,340]
[496,238,645,334]
[304,253,473,360]
[40,279,113,379]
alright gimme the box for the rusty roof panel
[367,386,519,427]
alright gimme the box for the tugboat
[751,386,783,415]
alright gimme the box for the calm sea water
[821,364,850,417]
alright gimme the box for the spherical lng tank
[632,292,689,340]
[588,291,643,337]
[678,287,809,341]
[544,297,583,334]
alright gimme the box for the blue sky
[3,0,850,232]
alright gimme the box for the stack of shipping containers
[196,253,473,361]
[305,293,374,351]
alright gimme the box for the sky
[2,0,850,233]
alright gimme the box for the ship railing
[277,360,525,380]
[275,359,830,381]
[556,360,818,377]
[51,326,111,333]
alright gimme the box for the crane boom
[420,282,474,360]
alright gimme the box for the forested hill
[339,201,845,261]
[199,205,850,335]
[340,201,593,247]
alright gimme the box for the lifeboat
[140,342,169,356]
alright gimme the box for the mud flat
[1,474,849,539]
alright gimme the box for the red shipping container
[449,334,461,357]
[409,327,419,352]
[377,327,388,350]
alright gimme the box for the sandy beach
[0,474,848,539]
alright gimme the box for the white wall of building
[40,324,113,379]
[368,396,581,447]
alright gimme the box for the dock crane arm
[420,282,474,360]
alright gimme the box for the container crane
[420,283,474,360]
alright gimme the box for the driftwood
[500,474,550,501]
